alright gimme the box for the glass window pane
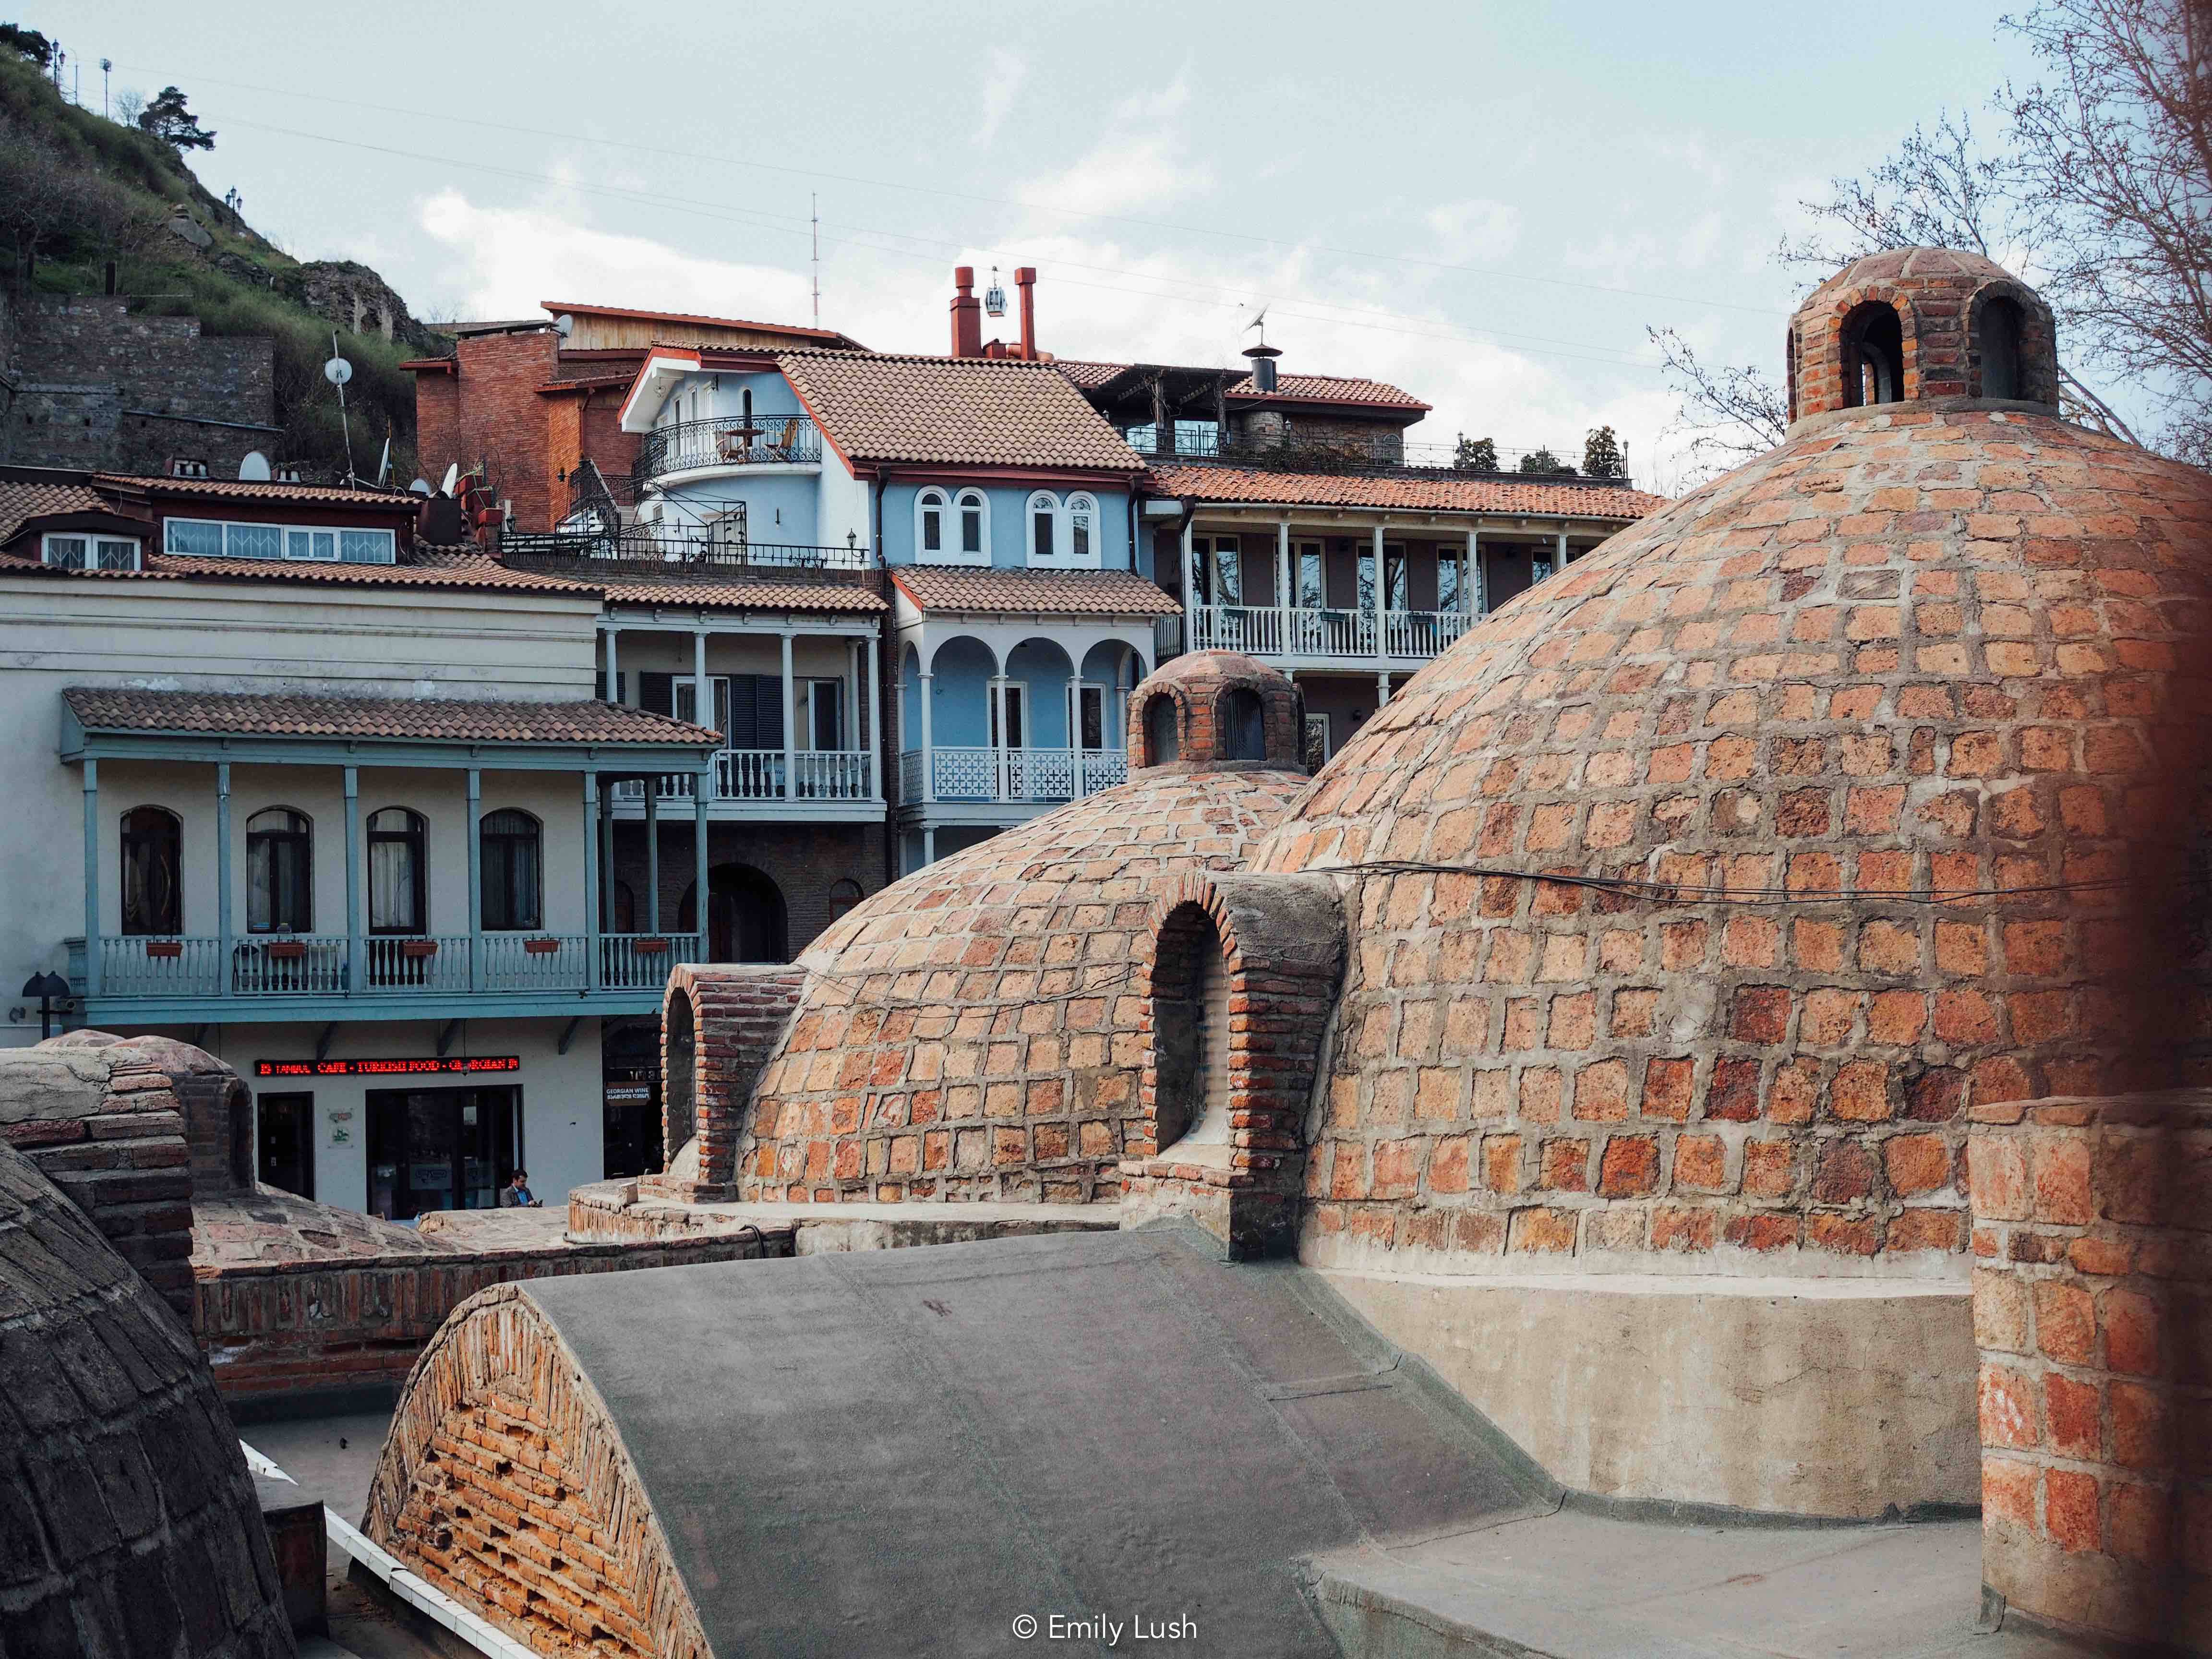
[1439,554,1461,611]
[339,529,390,563]
[922,507,941,552]
[962,505,982,554]
[1214,536,1241,605]
[1033,509,1054,559]
[1071,509,1091,560]
[226,522,283,559]
[95,539,138,571]
[44,536,87,568]
[166,519,222,556]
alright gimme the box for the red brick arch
[1124,870,1345,1257]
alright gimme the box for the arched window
[1841,301,1905,407]
[120,806,181,935]
[1143,693,1180,765]
[917,488,948,558]
[957,489,988,560]
[246,808,313,933]
[1151,904,1231,1155]
[1026,491,1061,564]
[1219,687,1267,761]
[367,807,427,934]
[479,809,542,931]
[1066,493,1097,565]
[1979,296,2025,401]
[612,880,637,934]
[829,878,865,922]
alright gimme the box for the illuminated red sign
[253,1056,521,1079]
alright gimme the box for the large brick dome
[732,653,1310,1202]
[1250,257,2212,1273]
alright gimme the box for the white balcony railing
[1185,603,1475,661]
[72,932,701,1001]
[904,746,1127,805]
[613,748,877,805]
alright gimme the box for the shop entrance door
[366,1086,520,1220]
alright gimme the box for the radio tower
[811,193,821,328]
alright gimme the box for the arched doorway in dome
[679,864,789,963]
[1840,301,1905,407]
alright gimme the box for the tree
[1517,446,1574,475]
[1452,433,1499,471]
[1583,425,1627,478]
[0,23,51,67]
[136,86,214,152]
[114,88,145,129]
[1779,0,2208,460]
[1648,326,1791,480]
[0,127,78,290]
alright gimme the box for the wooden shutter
[639,672,675,716]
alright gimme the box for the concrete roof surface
[519,1225,1547,1659]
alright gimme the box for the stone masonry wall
[365,1283,710,1659]
[656,964,808,1200]
[1970,1090,2212,1650]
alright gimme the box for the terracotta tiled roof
[891,565,1179,616]
[537,373,635,393]
[143,548,604,593]
[0,478,126,546]
[1052,360,1427,410]
[1224,371,1429,410]
[777,352,1143,472]
[1141,464,1667,521]
[595,573,888,613]
[93,474,422,510]
[63,687,720,746]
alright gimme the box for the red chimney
[1015,267,1038,361]
[950,266,983,358]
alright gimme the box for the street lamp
[19,972,71,1040]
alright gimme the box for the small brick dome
[1129,649,1304,771]
[1787,246,2059,422]
[1253,251,2212,1274]
[731,760,1309,1203]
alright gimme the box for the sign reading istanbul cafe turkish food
[254,1056,521,1079]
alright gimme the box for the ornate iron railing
[502,523,873,574]
[634,414,821,483]
[904,747,1128,805]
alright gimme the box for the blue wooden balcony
[65,932,701,1024]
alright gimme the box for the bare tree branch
[1647,326,1790,484]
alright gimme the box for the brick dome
[1251,274,2212,1273]
[1129,649,1305,771]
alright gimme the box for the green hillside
[0,34,445,481]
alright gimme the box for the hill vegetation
[0,34,445,481]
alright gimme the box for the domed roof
[739,764,1309,1202]
[1255,365,2212,1269]
[0,1140,293,1653]
[1129,648,1306,771]
[1802,245,2022,302]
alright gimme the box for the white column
[645,776,660,933]
[923,826,937,866]
[865,630,882,801]
[582,774,601,987]
[343,766,361,994]
[603,625,620,702]
[1377,671,1393,707]
[780,630,797,801]
[81,759,99,997]
[1555,529,1569,578]
[1371,522,1387,663]
[1276,518,1292,654]
[1180,518,1197,649]
[1467,526,1482,616]
[216,762,232,1001]
[692,625,710,733]
[989,674,1008,800]
[917,668,935,803]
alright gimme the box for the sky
[37,0,2051,493]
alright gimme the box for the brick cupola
[1786,246,2060,426]
[1128,649,1304,772]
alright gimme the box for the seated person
[500,1169,542,1208]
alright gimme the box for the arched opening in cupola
[1978,296,2025,401]
[1840,302,1905,407]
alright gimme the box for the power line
[205,113,1663,373]
[139,62,1791,321]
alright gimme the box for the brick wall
[1124,871,1345,1257]
[0,1047,196,1319]
[365,1282,710,1658]
[445,330,560,533]
[194,1228,784,1401]
[1969,1090,2212,1649]
[656,964,807,1200]
[413,370,458,489]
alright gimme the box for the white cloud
[975,48,1027,146]
[1424,199,1522,262]
[1013,79,1213,223]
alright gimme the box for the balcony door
[801,680,844,750]
[674,675,732,740]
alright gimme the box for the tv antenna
[324,332,357,485]
[810,193,820,328]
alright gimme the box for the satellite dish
[237,450,272,481]
[323,356,353,386]
[409,478,432,496]
[439,462,459,496]
[553,313,575,338]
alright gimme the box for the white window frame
[1025,490,1061,566]
[41,532,142,572]
[917,488,988,566]
[1064,493,1100,568]
[163,516,396,565]
[956,489,990,563]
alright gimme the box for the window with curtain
[1027,492,1059,563]
[246,808,313,933]
[918,489,946,555]
[1067,494,1096,562]
[479,809,543,931]
[367,808,427,933]
[120,806,182,935]
[958,490,986,556]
